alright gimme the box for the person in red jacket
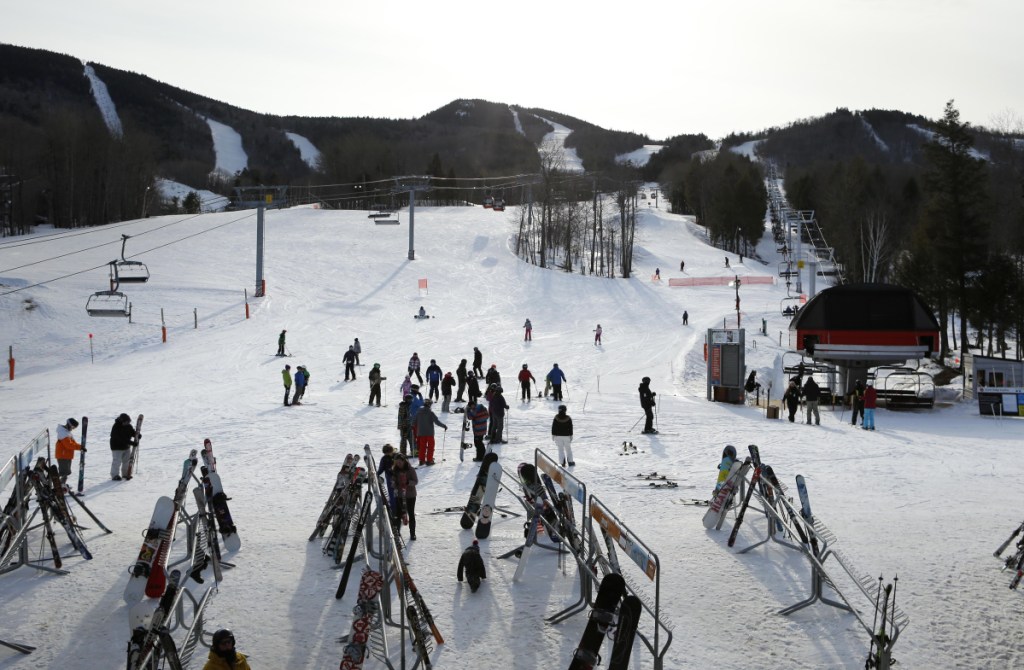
[862,383,878,431]
[55,417,83,485]
[517,364,537,402]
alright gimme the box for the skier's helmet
[118,413,131,423]
[642,376,651,384]
[67,417,79,429]
[723,445,737,460]
[212,629,235,647]
[522,364,528,369]
[558,405,567,413]
[495,386,503,393]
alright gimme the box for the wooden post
[244,288,250,319]
[161,308,167,343]
[7,345,13,380]
[194,308,198,329]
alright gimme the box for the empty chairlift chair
[115,234,149,283]
[86,262,131,317]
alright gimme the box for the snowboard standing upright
[474,466,503,540]
[607,594,642,670]
[145,451,197,598]
[125,414,144,480]
[124,496,175,605]
[201,440,241,553]
[460,453,498,529]
[568,572,625,670]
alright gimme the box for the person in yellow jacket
[282,365,292,407]
[202,629,251,670]
[55,418,83,485]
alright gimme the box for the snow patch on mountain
[615,144,664,167]
[533,115,584,173]
[203,117,248,176]
[510,107,525,136]
[727,140,762,160]
[83,63,123,137]
[155,178,230,211]
[284,131,321,169]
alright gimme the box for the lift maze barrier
[718,446,908,669]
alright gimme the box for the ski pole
[506,409,511,441]
[563,382,569,401]
[629,414,644,432]
[440,428,447,462]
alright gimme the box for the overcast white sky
[4,0,1023,140]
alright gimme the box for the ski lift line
[0,211,257,297]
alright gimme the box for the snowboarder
[352,337,361,365]
[552,405,575,466]
[425,359,443,402]
[466,374,482,406]
[408,352,423,384]
[863,383,878,431]
[594,324,603,345]
[368,363,385,406]
[466,401,489,461]
[457,540,487,593]
[393,454,418,540]
[292,366,307,405]
[850,380,865,426]
[485,364,501,387]
[203,629,251,670]
[682,310,689,325]
[441,372,456,412]
[487,387,509,443]
[108,413,136,481]
[281,365,292,407]
[276,329,287,356]
[472,347,484,378]
[547,364,567,401]
[414,399,447,465]
[417,305,428,319]
[638,377,657,433]
[455,359,469,402]
[343,346,357,381]
[518,364,537,402]
[397,394,413,456]
[782,380,800,422]
[803,376,821,426]
[523,318,533,341]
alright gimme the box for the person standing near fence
[55,418,83,485]
[551,405,575,466]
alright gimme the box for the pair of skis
[459,453,498,529]
[339,568,385,670]
[567,573,641,670]
[25,458,92,563]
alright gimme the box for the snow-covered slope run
[859,115,889,152]
[728,139,762,160]
[83,63,123,137]
[204,117,248,176]
[284,131,321,169]
[155,178,230,211]
[510,106,525,136]
[534,114,585,172]
[615,144,664,167]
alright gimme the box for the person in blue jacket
[546,363,567,401]
[425,359,443,401]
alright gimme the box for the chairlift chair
[87,262,131,317]
[115,235,149,283]
[780,296,801,317]
[482,194,494,209]
[492,197,506,212]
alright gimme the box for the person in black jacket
[109,413,136,481]
[343,346,357,381]
[782,380,801,422]
[638,377,657,434]
[472,347,484,379]
[466,374,481,406]
[457,540,487,593]
[484,364,501,386]
[802,376,821,426]
[551,405,574,466]
[455,359,468,402]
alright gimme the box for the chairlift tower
[395,176,431,260]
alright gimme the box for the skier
[487,387,509,443]
[441,371,456,413]
[343,346,357,381]
[352,337,361,365]
[682,310,689,326]
[655,267,660,279]
[202,629,251,670]
[379,444,397,515]
[466,373,482,406]
[850,380,865,426]
[457,540,487,593]
[782,380,801,422]
[466,401,489,461]
[368,363,385,406]
[397,394,413,456]
[297,366,310,402]
[803,376,821,426]
[392,454,418,540]
[455,359,469,402]
[400,375,413,398]
[547,363,567,401]
[594,324,603,345]
[638,377,657,434]
[292,366,307,405]
[551,405,575,466]
[485,364,501,387]
[680,259,685,272]
[725,256,730,268]
[714,445,738,495]
[523,318,533,341]
[472,347,484,378]
[408,352,423,384]
[414,399,447,465]
[425,359,443,402]
[518,364,537,402]
[863,382,878,431]
[281,365,292,407]
[109,413,135,481]
[276,329,287,356]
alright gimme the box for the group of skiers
[281,364,311,406]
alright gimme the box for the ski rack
[0,431,60,582]
[740,470,908,662]
[496,465,564,563]
[587,495,673,670]
[533,449,591,624]
[132,582,216,670]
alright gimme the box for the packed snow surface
[284,132,321,169]
[83,63,123,138]
[203,117,248,176]
[534,115,585,173]
[616,145,664,167]
[0,200,1022,669]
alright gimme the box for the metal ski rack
[131,582,215,670]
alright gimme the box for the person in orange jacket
[55,417,83,485]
